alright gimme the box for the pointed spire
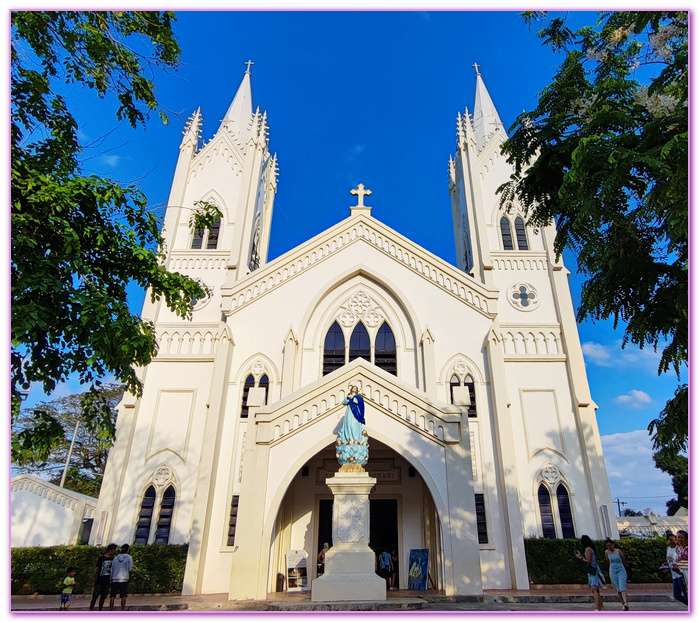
[471,64,505,150]
[181,107,202,150]
[218,62,254,135]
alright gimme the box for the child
[60,567,76,610]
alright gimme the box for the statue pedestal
[311,470,386,602]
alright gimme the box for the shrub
[524,537,670,584]
[11,545,188,595]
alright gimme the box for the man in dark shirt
[89,543,117,610]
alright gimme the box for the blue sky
[11,8,689,515]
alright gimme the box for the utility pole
[59,419,80,488]
[613,497,627,517]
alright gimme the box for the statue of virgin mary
[335,385,369,470]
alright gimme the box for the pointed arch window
[349,323,370,362]
[449,374,461,404]
[134,486,156,545]
[514,217,528,250]
[374,322,396,375]
[191,217,222,250]
[538,484,556,539]
[206,217,221,249]
[449,372,477,418]
[557,484,575,538]
[259,375,269,405]
[323,322,345,375]
[465,375,477,418]
[500,217,514,251]
[154,485,176,545]
[240,375,255,418]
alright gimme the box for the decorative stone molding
[336,291,384,330]
[337,498,365,543]
[541,463,560,485]
[153,465,173,486]
[491,253,548,271]
[221,218,497,318]
[454,360,468,376]
[498,325,563,357]
[168,251,230,271]
[156,328,218,357]
[508,282,540,311]
[251,360,265,376]
[253,361,461,447]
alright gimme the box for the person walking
[575,535,604,611]
[664,531,687,605]
[604,538,629,610]
[89,543,117,610]
[59,567,76,610]
[109,544,134,611]
[377,546,393,589]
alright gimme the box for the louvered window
[154,485,176,545]
[134,486,156,545]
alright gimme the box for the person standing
[604,538,629,610]
[674,530,688,604]
[109,544,134,611]
[317,542,330,576]
[59,567,76,610]
[390,549,399,590]
[575,535,604,611]
[89,543,117,610]
[664,531,687,605]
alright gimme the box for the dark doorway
[370,499,399,587]
[317,499,333,552]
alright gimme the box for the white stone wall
[11,476,96,547]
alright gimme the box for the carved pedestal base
[311,471,386,602]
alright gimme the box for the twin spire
[461,63,505,151]
[180,60,264,150]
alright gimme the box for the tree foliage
[11,12,219,448]
[501,11,688,446]
[653,445,688,516]
[12,384,124,496]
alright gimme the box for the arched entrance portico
[228,360,483,600]
[269,439,444,593]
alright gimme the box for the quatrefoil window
[513,286,535,307]
[508,283,540,311]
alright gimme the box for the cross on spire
[472,62,481,76]
[244,59,254,74]
[350,183,372,207]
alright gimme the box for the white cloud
[582,342,613,366]
[100,154,122,168]
[582,340,663,371]
[600,430,674,515]
[614,389,653,408]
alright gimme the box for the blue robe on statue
[336,394,368,466]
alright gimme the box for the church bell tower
[143,62,278,325]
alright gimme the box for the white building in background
[11,475,96,547]
[91,66,618,599]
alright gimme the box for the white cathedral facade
[92,66,618,600]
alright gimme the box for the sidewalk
[10,584,683,612]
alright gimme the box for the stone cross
[244,60,254,74]
[350,184,372,207]
[472,62,481,76]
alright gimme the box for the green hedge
[11,545,188,595]
[524,537,671,584]
[12,539,671,594]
